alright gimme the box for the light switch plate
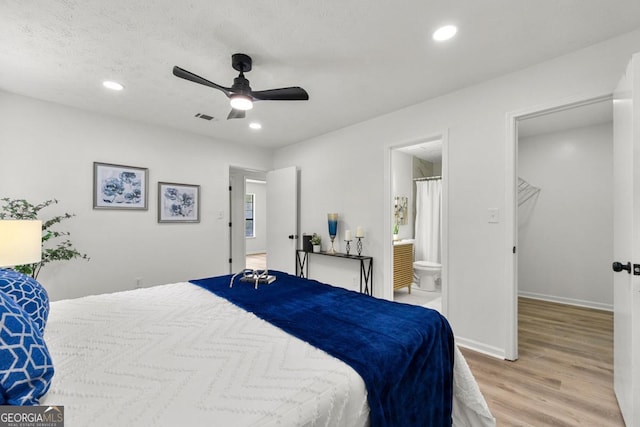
[488,208,499,223]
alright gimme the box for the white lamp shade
[0,220,42,268]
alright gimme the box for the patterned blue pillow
[0,290,54,405]
[0,269,49,334]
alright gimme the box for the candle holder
[345,240,352,255]
[327,213,338,254]
[356,237,363,256]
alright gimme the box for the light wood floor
[460,298,624,426]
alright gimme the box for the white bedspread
[41,282,494,426]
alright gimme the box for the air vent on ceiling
[195,113,215,121]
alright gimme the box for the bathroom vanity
[393,240,413,293]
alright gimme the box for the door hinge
[229,185,232,191]
[229,258,232,264]
[228,222,232,227]
[513,246,516,254]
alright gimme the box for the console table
[295,250,373,296]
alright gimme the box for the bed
[1,269,495,426]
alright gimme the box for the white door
[266,166,298,273]
[613,53,640,426]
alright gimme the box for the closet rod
[413,176,441,181]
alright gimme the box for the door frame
[504,92,613,360]
[384,129,450,316]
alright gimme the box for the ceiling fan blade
[227,109,246,120]
[173,66,231,97]
[251,87,309,101]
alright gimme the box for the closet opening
[506,95,613,360]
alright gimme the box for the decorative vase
[327,213,338,254]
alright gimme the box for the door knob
[288,234,298,240]
[612,261,631,274]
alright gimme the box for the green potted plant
[310,233,322,253]
[1,198,89,279]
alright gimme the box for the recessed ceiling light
[249,122,262,130]
[102,80,124,91]
[432,25,457,42]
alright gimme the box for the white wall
[245,180,266,254]
[518,123,613,310]
[391,150,414,240]
[274,30,640,357]
[0,91,272,301]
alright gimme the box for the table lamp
[0,220,42,268]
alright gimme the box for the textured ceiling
[2,1,640,148]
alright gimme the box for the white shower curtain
[415,179,442,263]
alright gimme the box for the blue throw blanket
[190,271,453,427]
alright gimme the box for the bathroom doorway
[389,133,448,315]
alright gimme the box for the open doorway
[245,179,267,270]
[388,133,449,315]
[506,95,613,359]
[229,167,267,273]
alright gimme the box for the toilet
[413,261,442,291]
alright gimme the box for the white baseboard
[518,291,612,312]
[455,336,505,360]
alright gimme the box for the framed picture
[93,162,148,210]
[158,182,200,223]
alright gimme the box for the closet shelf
[518,177,541,206]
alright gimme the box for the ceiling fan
[173,53,309,120]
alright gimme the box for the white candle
[345,230,352,240]
[355,226,364,238]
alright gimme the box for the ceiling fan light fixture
[230,95,253,111]
[173,54,308,121]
